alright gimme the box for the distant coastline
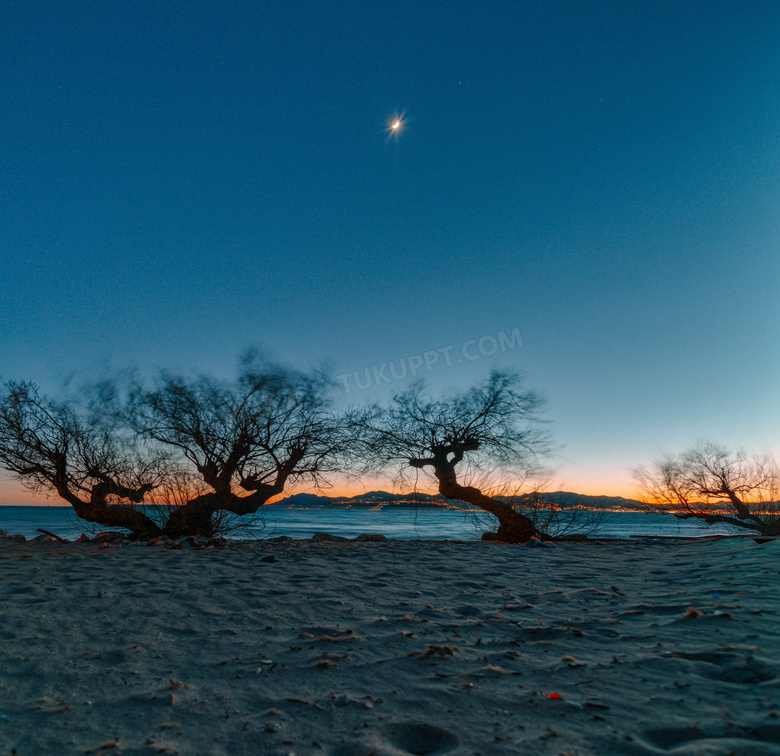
[1,489,766,516]
[265,490,649,511]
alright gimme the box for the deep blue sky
[2,0,779,501]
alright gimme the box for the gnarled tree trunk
[412,450,545,544]
[53,464,162,537]
[161,454,302,538]
[161,489,279,538]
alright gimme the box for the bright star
[385,112,407,141]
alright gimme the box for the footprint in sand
[336,722,459,755]
[638,723,780,754]
[453,604,483,617]
[662,650,780,684]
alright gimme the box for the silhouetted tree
[129,356,348,537]
[0,356,350,538]
[358,370,550,543]
[634,441,779,536]
[0,381,166,534]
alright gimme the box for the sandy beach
[1,536,778,755]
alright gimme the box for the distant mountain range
[268,490,463,509]
[268,490,648,511]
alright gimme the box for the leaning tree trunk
[160,447,307,538]
[162,491,267,538]
[428,459,545,544]
[162,475,292,538]
[674,510,780,537]
[55,476,162,537]
[163,496,221,538]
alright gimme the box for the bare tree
[129,356,349,537]
[634,441,779,536]
[0,381,166,535]
[0,356,351,539]
[357,370,550,543]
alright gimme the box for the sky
[1,0,779,504]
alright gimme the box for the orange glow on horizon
[0,478,651,506]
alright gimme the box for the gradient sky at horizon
[2,0,779,504]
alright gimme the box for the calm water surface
[0,505,755,541]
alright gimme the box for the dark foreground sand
[1,537,779,755]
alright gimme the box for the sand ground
[1,537,778,755]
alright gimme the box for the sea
[0,505,756,542]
